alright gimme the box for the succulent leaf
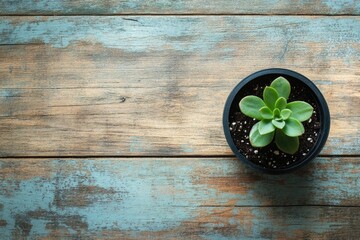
[286,101,313,122]
[259,106,273,119]
[272,119,285,129]
[273,108,281,118]
[270,76,291,100]
[275,129,299,154]
[283,117,304,137]
[263,87,279,110]
[280,109,292,120]
[239,96,266,120]
[275,97,287,110]
[259,119,275,135]
[249,122,274,147]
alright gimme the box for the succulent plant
[239,76,313,154]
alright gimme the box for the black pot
[223,68,330,174]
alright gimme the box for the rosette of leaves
[239,77,313,154]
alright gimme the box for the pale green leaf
[259,119,275,135]
[249,122,274,147]
[259,106,273,119]
[286,101,313,122]
[283,117,305,137]
[270,76,291,100]
[275,129,299,154]
[272,119,285,129]
[273,108,280,118]
[263,87,279,110]
[280,109,292,120]
[275,97,287,110]
[239,96,266,120]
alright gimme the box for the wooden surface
[0,158,359,239]
[0,0,359,15]
[1,16,359,157]
[1,1,359,239]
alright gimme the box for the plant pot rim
[223,68,330,174]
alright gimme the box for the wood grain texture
[1,2,359,240]
[1,16,359,156]
[0,0,359,15]
[0,157,359,239]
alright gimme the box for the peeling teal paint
[0,89,21,98]
[129,136,144,153]
[0,1,64,13]
[0,17,224,54]
[323,0,360,12]
[1,17,359,60]
[0,158,359,238]
[181,144,193,153]
[203,235,254,240]
[2,160,191,236]
[0,179,56,238]
[323,138,360,155]
[314,80,333,86]
[29,219,49,237]
[0,1,147,15]
[1,1,359,15]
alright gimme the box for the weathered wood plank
[0,157,359,239]
[1,16,359,156]
[2,206,359,239]
[0,0,359,15]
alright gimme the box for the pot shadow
[251,162,316,206]
[247,162,318,237]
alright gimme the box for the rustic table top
[1,1,359,239]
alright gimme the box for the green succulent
[239,76,313,154]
